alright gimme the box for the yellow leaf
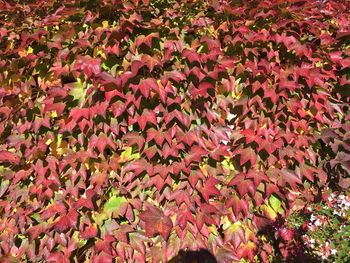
[200,163,209,177]
[119,147,140,163]
[262,204,277,220]
[208,225,218,236]
[197,45,204,54]
[102,20,109,28]
[50,110,58,118]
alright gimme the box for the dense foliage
[0,0,349,262]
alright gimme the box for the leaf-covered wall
[0,0,349,262]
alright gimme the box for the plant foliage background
[0,0,349,262]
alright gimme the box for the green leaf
[73,231,87,248]
[104,196,127,216]
[69,78,86,105]
[0,179,9,198]
[30,213,41,223]
[269,194,281,212]
[120,147,140,163]
[222,157,235,171]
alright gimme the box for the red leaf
[54,209,79,232]
[277,228,294,241]
[190,82,214,99]
[41,202,66,220]
[147,128,164,146]
[92,252,113,263]
[139,206,173,240]
[47,251,69,263]
[144,145,158,160]
[131,60,144,74]
[28,223,47,242]
[239,147,257,166]
[236,242,256,262]
[97,134,107,154]
[138,78,158,98]
[237,180,255,197]
[81,224,98,239]
[142,54,161,72]
[279,169,302,190]
[135,32,159,48]
[124,132,145,149]
[43,102,65,116]
[137,110,157,130]
[185,146,207,165]
[129,232,148,255]
[300,164,317,182]
[0,151,19,164]
[164,70,186,83]
[123,158,150,176]
[201,176,220,202]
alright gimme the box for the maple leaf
[139,206,173,240]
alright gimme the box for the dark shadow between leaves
[168,249,218,263]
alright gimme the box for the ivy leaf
[0,179,9,198]
[67,79,86,105]
[139,206,173,240]
[0,151,20,164]
[269,194,281,212]
[104,196,128,217]
[137,110,157,130]
[28,223,47,242]
[176,205,194,229]
[280,168,302,190]
[236,241,256,262]
[54,209,79,232]
[81,224,98,239]
[201,177,220,202]
[120,147,140,163]
[137,78,158,98]
[129,232,148,255]
[135,32,159,48]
